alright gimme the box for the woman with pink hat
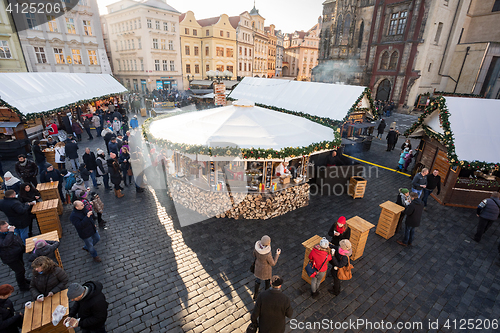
[252,235,281,300]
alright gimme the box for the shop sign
[156,81,163,90]
[213,83,225,94]
[348,113,364,121]
[264,161,273,188]
[214,94,226,106]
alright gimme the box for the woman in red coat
[308,237,332,297]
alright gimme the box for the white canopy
[0,73,127,117]
[413,97,500,163]
[228,77,373,120]
[149,100,335,150]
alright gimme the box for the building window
[249,63,251,71]
[160,39,166,50]
[54,48,64,63]
[389,11,407,35]
[134,20,137,29]
[147,19,152,28]
[227,32,230,38]
[205,46,209,56]
[216,47,224,57]
[186,64,191,73]
[168,40,174,50]
[206,29,209,36]
[140,59,144,70]
[216,65,224,71]
[194,46,199,56]
[131,39,135,49]
[358,21,364,49]
[26,13,38,30]
[185,45,190,55]
[185,28,189,35]
[164,22,168,31]
[127,40,131,49]
[171,24,175,32]
[153,39,158,49]
[244,48,247,56]
[88,50,98,65]
[170,60,175,71]
[117,60,121,71]
[388,52,398,70]
[47,16,58,32]
[163,60,168,71]
[220,30,223,37]
[239,63,242,71]
[72,49,82,64]
[155,21,160,29]
[0,41,12,59]
[239,47,242,55]
[195,64,199,74]
[83,20,92,35]
[380,51,389,69]
[226,48,233,58]
[227,65,233,73]
[155,59,160,71]
[434,22,443,44]
[138,38,142,49]
[193,29,197,36]
[34,47,46,63]
[493,0,500,11]
[126,22,129,31]
[206,64,209,72]
[134,59,137,70]
[249,49,251,57]
[66,18,76,34]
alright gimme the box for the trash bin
[362,136,373,151]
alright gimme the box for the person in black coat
[386,128,398,151]
[397,192,424,246]
[18,183,41,237]
[108,153,124,198]
[0,190,36,243]
[395,188,411,233]
[40,164,64,203]
[0,221,31,291]
[66,281,108,332]
[251,276,292,333]
[0,284,24,333]
[328,239,352,296]
[328,216,351,246]
[15,154,38,186]
[70,201,101,262]
[421,169,441,207]
[28,239,60,264]
[83,148,99,188]
[32,140,47,177]
[376,119,386,139]
[65,135,80,171]
[474,192,500,243]
[30,256,68,301]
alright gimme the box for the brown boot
[116,189,125,198]
[93,256,102,263]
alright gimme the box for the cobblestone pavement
[2,110,500,333]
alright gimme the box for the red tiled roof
[228,16,240,29]
[197,16,220,27]
[179,13,186,23]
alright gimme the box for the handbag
[304,253,329,278]
[127,168,133,176]
[250,259,256,274]
[337,256,353,280]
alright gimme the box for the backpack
[65,173,76,191]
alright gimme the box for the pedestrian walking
[0,284,24,333]
[0,221,31,291]
[328,216,351,246]
[92,113,102,138]
[0,190,36,243]
[101,128,113,155]
[252,235,280,300]
[250,276,292,333]
[398,148,409,170]
[65,135,80,171]
[90,192,107,229]
[54,142,66,170]
[32,140,47,176]
[83,148,99,189]
[395,188,411,233]
[411,168,428,198]
[3,172,22,194]
[28,239,60,264]
[79,163,92,189]
[328,239,352,297]
[119,147,132,186]
[473,192,500,242]
[403,149,414,172]
[96,150,110,191]
[108,153,124,198]
[29,256,68,301]
[130,115,139,130]
[112,117,121,136]
[71,119,83,141]
[386,128,398,151]
[107,137,119,156]
[83,117,93,140]
[397,192,424,246]
[70,200,102,262]
[308,238,332,297]
[15,154,38,186]
[66,281,109,333]
[376,119,386,139]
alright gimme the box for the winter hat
[404,148,409,153]
[44,162,53,169]
[76,177,83,185]
[75,190,87,199]
[133,115,137,118]
[34,239,47,249]
[400,188,409,194]
[339,239,352,251]
[260,235,271,246]
[67,283,85,300]
[337,216,346,225]
[97,149,104,155]
[320,237,329,249]
[271,275,283,287]
[0,284,14,297]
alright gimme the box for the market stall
[143,100,341,223]
[405,96,500,208]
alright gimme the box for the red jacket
[308,247,332,272]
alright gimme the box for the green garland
[0,92,127,121]
[404,96,499,172]
[142,109,342,159]
[434,91,483,98]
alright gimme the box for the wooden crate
[375,201,406,239]
[301,235,327,285]
[25,231,63,269]
[36,182,63,215]
[346,216,374,261]
[42,149,58,169]
[348,177,367,199]
[32,200,62,238]
[22,289,74,333]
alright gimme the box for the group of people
[374,100,395,117]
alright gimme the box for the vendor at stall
[326,150,343,167]
[275,161,291,177]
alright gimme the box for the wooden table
[376,201,406,239]
[43,149,58,169]
[25,231,63,269]
[22,289,74,333]
[301,235,327,285]
[31,200,62,238]
[346,216,375,261]
[36,182,63,215]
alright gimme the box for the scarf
[19,160,27,167]
[335,223,346,234]
[339,248,349,256]
[4,172,20,186]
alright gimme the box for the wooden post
[31,200,62,238]
[375,201,406,239]
[346,216,374,260]
[36,181,63,215]
[348,176,367,199]
[301,235,326,285]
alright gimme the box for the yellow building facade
[0,2,27,72]
[179,11,203,88]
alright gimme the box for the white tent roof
[419,97,500,163]
[0,73,127,117]
[228,77,372,120]
[149,100,335,150]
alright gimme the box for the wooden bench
[31,200,62,238]
[22,289,74,333]
[25,231,63,269]
[36,182,63,215]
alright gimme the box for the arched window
[335,15,343,45]
[389,51,399,70]
[358,21,364,49]
[343,14,351,43]
[380,51,389,70]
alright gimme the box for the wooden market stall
[405,96,500,208]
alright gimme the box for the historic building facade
[265,24,277,78]
[249,6,268,78]
[0,2,27,72]
[275,29,285,77]
[230,11,254,79]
